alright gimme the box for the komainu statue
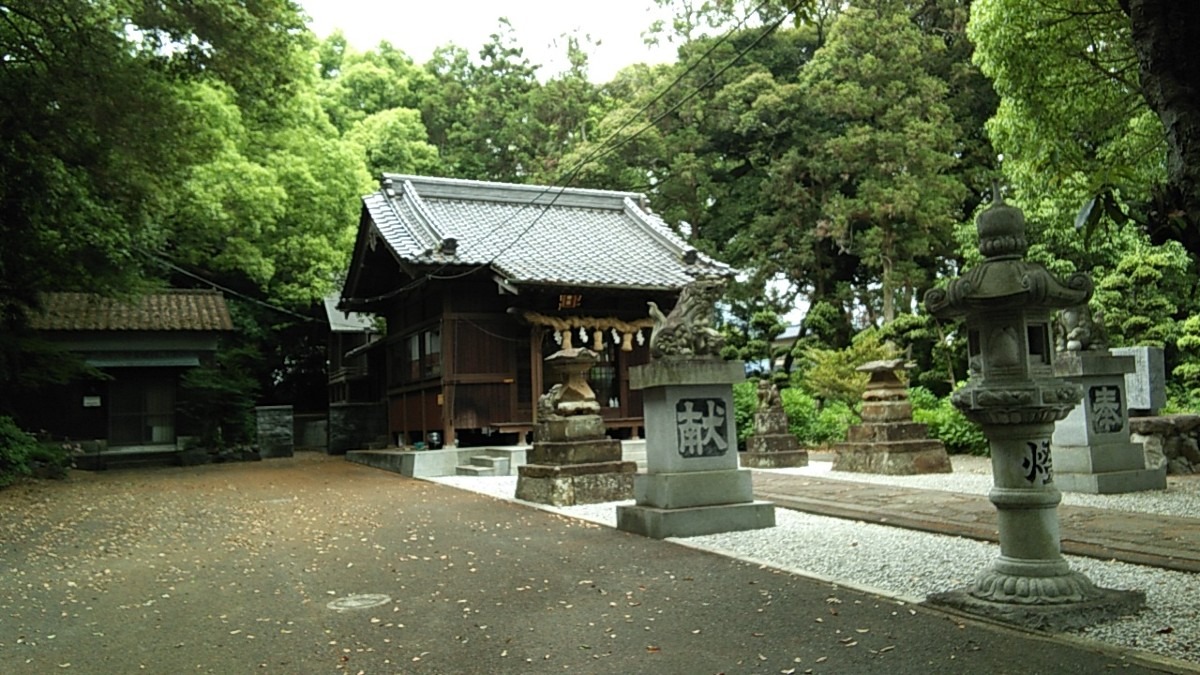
[1054,304,1109,352]
[646,276,727,359]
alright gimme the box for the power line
[138,249,322,324]
[349,1,800,306]
[419,0,795,283]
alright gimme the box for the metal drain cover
[326,594,392,611]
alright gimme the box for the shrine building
[337,174,730,449]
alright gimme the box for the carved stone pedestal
[832,361,950,475]
[617,359,775,539]
[928,422,1145,631]
[741,408,809,468]
[516,349,635,507]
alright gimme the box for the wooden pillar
[530,326,545,424]
[441,313,456,447]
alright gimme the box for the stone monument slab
[1109,346,1166,415]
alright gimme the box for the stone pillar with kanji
[1051,349,1166,493]
[616,277,775,539]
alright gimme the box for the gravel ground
[430,459,1200,668]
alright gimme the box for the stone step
[470,455,510,474]
[455,464,495,477]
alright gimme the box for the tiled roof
[30,291,234,332]
[361,174,731,290]
[323,295,377,332]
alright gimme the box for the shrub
[27,442,73,479]
[794,329,902,406]
[779,388,860,445]
[910,386,989,455]
[734,381,862,448]
[733,380,758,449]
[0,416,37,487]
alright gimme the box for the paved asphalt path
[0,454,1186,674]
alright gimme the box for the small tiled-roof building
[23,290,233,451]
[339,174,730,449]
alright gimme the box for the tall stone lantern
[923,195,1144,629]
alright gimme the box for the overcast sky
[298,0,677,82]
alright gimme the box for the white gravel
[429,461,1200,667]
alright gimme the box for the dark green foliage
[793,328,901,406]
[780,388,859,446]
[178,347,260,450]
[909,386,988,455]
[733,379,860,449]
[26,442,72,479]
[0,416,37,487]
[733,380,758,449]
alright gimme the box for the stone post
[616,359,775,538]
[740,380,809,468]
[1052,350,1166,493]
[924,195,1144,630]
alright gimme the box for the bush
[794,329,902,407]
[733,380,862,448]
[779,388,860,446]
[910,386,989,455]
[0,416,37,487]
[733,380,758,449]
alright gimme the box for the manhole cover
[326,594,392,611]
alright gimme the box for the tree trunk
[1120,0,1200,255]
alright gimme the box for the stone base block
[832,441,951,475]
[528,438,622,464]
[745,433,802,455]
[515,461,636,506]
[847,422,930,443]
[1055,466,1167,494]
[753,410,790,435]
[925,587,1146,632]
[739,449,809,468]
[616,501,775,539]
[633,469,754,509]
[1052,442,1151,474]
[535,415,607,442]
[860,400,913,422]
[259,446,294,459]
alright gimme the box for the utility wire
[138,248,322,324]
[430,0,792,281]
[352,0,794,305]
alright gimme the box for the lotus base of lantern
[928,572,1145,632]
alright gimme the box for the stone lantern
[923,194,1144,629]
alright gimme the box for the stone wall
[328,402,387,454]
[255,405,294,459]
[1130,414,1200,475]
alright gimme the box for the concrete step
[455,464,495,477]
[470,455,510,474]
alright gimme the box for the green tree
[798,0,966,323]
[969,0,1200,261]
